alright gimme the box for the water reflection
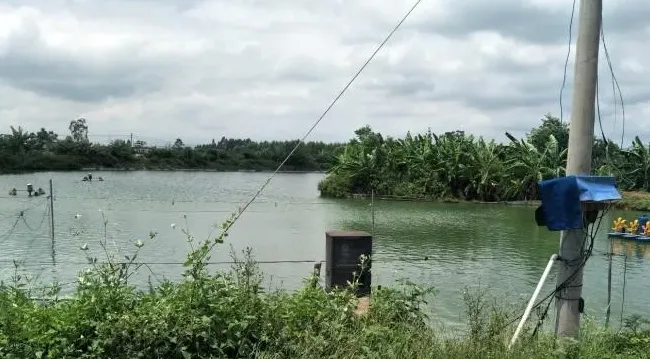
[610,238,650,260]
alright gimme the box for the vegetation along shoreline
[317,115,650,212]
[4,114,650,210]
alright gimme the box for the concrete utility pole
[554,0,602,338]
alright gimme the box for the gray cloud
[415,0,570,44]
[414,0,650,44]
[0,21,167,102]
[0,0,647,145]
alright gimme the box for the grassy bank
[616,191,650,212]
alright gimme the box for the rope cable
[205,0,425,252]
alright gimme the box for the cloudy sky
[0,0,648,146]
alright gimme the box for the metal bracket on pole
[508,254,559,349]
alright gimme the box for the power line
[559,0,577,124]
[205,0,425,252]
[600,22,625,147]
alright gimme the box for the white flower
[74,213,82,219]
[135,239,144,248]
[171,223,176,229]
[80,243,89,251]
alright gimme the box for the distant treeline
[318,114,648,201]
[0,119,344,173]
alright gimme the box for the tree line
[318,114,648,201]
[0,119,344,173]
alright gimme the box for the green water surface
[0,171,646,330]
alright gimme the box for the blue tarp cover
[537,175,621,231]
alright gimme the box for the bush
[318,174,353,198]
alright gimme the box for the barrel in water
[325,230,372,296]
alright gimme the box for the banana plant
[541,134,567,178]
[469,138,508,201]
[624,136,650,191]
[504,132,556,200]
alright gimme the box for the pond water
[0,171,647,331]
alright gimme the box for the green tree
[69,118,89,142]
[526,114,568,153]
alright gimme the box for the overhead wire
[559,0,577,124]
[600,23,626,148]
[203,0,425,253]
[598,10,629,329]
